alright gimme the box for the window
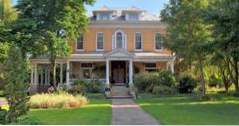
[81,63,93,79]
[135,32,142,50]
[76,33,84,50]
[97,32,104,50]
[145,63,157,72]
[128,14,139,20]
[155,33,163,50]
[98,13,110,20]
[116,32,123,48]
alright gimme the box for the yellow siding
[71,27,171,54]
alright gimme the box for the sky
[12,0,169,15]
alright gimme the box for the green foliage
[70,80,88,95]
[11,116,40,125]
[0,109,7,124]
[4,46,29,123]
[178,74,197,93]
[134,70,176,95]
[134,72,158,92]
[206,0,239,91]
[161,0,213,96]
[87,79,103,93]
[70,79,103,95]
[15,0,95,88]
[29,91,88,109]
[0,0,17,23]
[208,75,222,88]
[0,43,10,63]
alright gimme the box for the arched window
[116,32,123,48]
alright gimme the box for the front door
[111,61,126,84]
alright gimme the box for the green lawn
[21,99,112,125]
[136,95,239,125]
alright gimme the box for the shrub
[134,70,176,95]
[29,91,88,109]
[87,79,103,93]
[178,75,197,93]
[152,85,176,95]
[0,109,7,124]
[157,70,176,87]
[208,75,222,88]
[69,79,103,94]
[69,80,88,95]
[134,72,157,92]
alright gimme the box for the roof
[91,6,160,21]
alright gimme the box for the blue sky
[12,0,168,15]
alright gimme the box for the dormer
[122,7,143,21]
[93,6,115,21]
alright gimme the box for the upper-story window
[96,32,104,51]
[128,14,139,20]
[98,13,110,20]
[135,32,142,50]
[116,32,123,48]
[155,33,163,50]
[76,33,84,50]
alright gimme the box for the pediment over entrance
[104,49,134,59]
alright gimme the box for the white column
[60,63,63,85]
[129,59,133,84]
[106,59,110,87]
[66,61,70,86]
[34,64,38,85]
[44,67,47,85]
[170,61,175,73]
[31,65,34,85]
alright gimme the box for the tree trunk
[233,58,239,92]
[50,57,57,91]
[198,55,206,97]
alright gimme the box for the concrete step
[111,85,132,98]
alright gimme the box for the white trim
[154,32,164,52]
[134,32,143,51]
[96,32,104,51]
[75,34,84,51]
[113,29,127,49]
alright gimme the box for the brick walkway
[112,99,159,125]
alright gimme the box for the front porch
[29,49,175,93]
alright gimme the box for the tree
[16,0,95,89]
[4,46,29,123]
[206,0,239,92]
[161,0,212,96]
[0,0,17,22]
[0,0,17,90]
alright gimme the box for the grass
[22,99,112,125]
[136,94,239,125]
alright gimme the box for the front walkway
[112,99,159,125]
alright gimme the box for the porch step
[108,96,133,99]
[110,85,132,99]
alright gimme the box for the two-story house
[30,6,175,93]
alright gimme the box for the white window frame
[154,32,164,51]
[96,32,104,51]
[134,32,143,51]
[75,33,84,51]
[113,30,127,49]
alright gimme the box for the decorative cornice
[89,21,167,28]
